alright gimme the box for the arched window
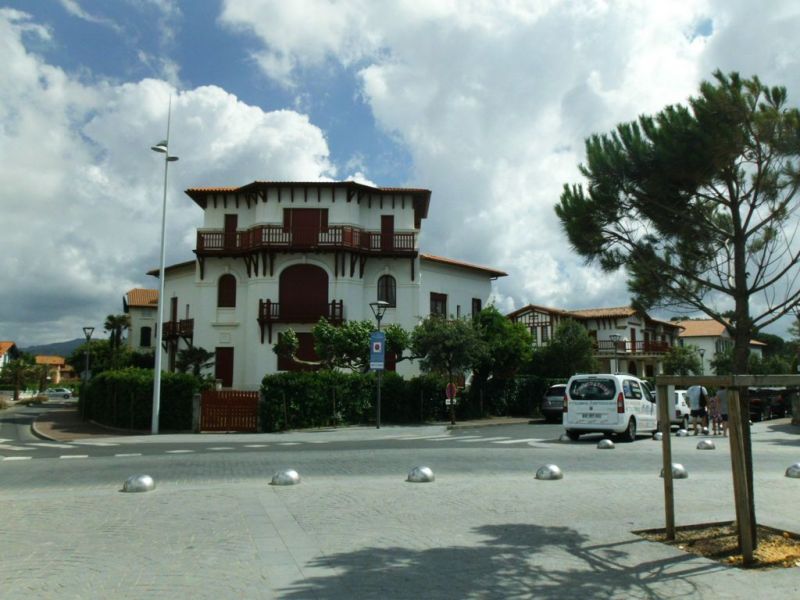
[140,326,152,348]
[217,274,237,308]
[377,275,396,307]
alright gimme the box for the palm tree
[104,314,131,369]
[176,346,215,377]
[1,357,36,402]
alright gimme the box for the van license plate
[581,413,595,418]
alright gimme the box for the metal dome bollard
[407,466,435,483]
[786,463,800,478]
[653,432,663,441]
[702,427,709,435]
[271,469,301,486]
[597,439,615,450]
[559,433,572,442]
[697,439,716,450]
[660,463,688,479]
[536,464,563,480]
[122,474,156,493]
[676,429,689,437]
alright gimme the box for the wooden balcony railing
[257,299,344,343]
[197,225,416,255]
[163,319,194,340]
[595,340,671,354]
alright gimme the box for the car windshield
[569,379,616,400]
[545,386,565,396]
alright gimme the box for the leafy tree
[0,354,36,401]
[529,319,596,378]
[752,332,786,359]
[66,339,122,377]
[411,316,486,424]
[176,346,215,377]
[556,71,800,549]
[273,319,411,372]
[471,306,533,383]
[663,345,703,376]
[104,314,131,369]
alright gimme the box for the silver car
[45,388,72,399]
[541,384,566,423]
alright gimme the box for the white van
[563,373,658,442]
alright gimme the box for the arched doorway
[279,264,328,321]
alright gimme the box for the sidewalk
[31,404,535,442]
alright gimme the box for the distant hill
[20,338,85,358]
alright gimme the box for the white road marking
[27,442,75,448]
[393,434,452,440]
[208,447,233,451]
[60,455,89,459]
[0,444,33,451]
[493,438,543,444]
[71,441,120,447]
[244,444,268,448]
[277,442,301,446]
[430,435,482,442]
[166,450,194,454]
[115,453,142,457]
[458,436,511,443]
[3,456,32,461]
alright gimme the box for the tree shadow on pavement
[281,523,719,599]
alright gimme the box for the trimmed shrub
[81,368,199,431]
[260,371,450,431]
[463,376,565,418]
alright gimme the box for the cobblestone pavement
[1,421,799,599]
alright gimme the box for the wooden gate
[200,390,259,432]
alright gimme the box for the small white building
[123,289,159,352]
[149,181,506,389]
[508,305,682,377]
[676,319,765,372]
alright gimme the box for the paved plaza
[1,408,799,599]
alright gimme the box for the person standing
[716,386,729,437]
[687,384,709,435]
[708,390,721,435]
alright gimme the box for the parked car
[45,388,72,399]
[541,384,566,422]
[747,387,788,421]
[563,373,658,442]
[672,390,691,429]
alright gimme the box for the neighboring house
[123,288,159,352]
[35,355,69,384]
[508,305,682,377]
[675,319,765,372]
[0,341,19,369]
[148,180,506,389]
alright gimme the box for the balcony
[162,319,194,341]
[196,225,417,256]
[257,299,344,343]
[595,340,671,355]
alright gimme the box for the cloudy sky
[3,0,800,346]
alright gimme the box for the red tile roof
[126,288,159,307]
[0,341,16,356]
[675,319,728,337]
[420,253,507,277]
[36,355,65,366]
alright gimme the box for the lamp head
[83,326,95,340]
[369,300,390,320]
[151,140,168,153]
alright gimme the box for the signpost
[370,331,385,428]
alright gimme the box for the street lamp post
[610,333,620,373]
[699,348,705,375]
[369,301,389,429]
[81,326,94,419]
[150,99,179,435]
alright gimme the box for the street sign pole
[369,331,386,429]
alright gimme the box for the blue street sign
[370,331,386,371]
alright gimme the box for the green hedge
[80,368,199,431]
[261,371,449,431]
[461,376,566,418]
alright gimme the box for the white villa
[676,319,765,373]
[141,180,506,389]
[508,305,683,377]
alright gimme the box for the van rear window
[569,379,616,400]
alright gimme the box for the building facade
[675,319,764,373]
[150,181,506,389]
[508,305,682,377]
[123,288,159,352]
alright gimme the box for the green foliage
[81,368,199,431]
[411,316,486,380]
[0,355,37,401]
[176,346,215,376]
[556,70,800,374]
[66,339,129,378]
[462,375,562,418]
[528,319,596,378]
[260,371,449,431]
[471,306,533,385]
[104,314,131,369]
[663,345,703,376]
